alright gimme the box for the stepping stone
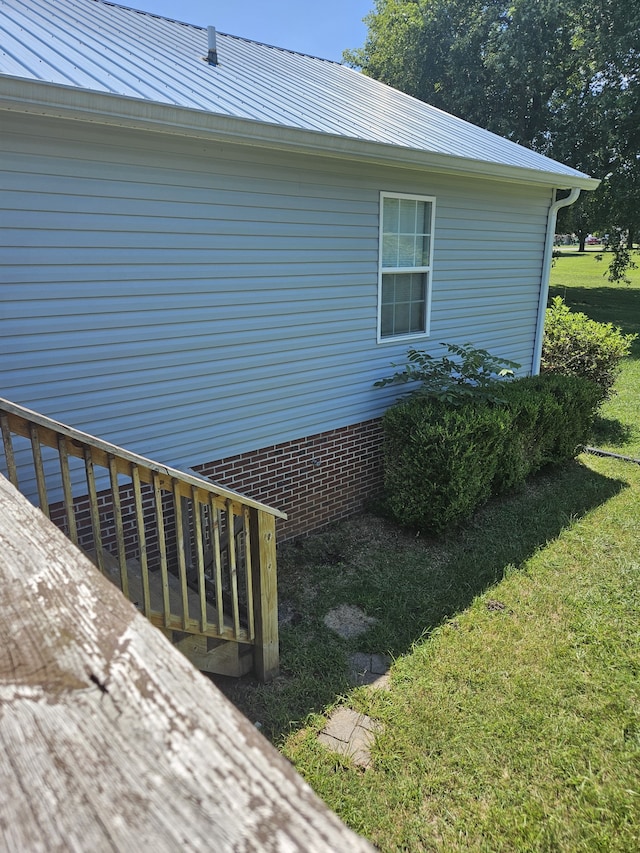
[348,653,392,689]
[323,604,377,639]
[318,707,382,769]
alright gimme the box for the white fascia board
[0,76,601,191]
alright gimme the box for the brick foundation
[47,418,385,553]
[194,418,385,541]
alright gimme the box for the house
[0,0,598,540]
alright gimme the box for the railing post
[249,508,279,682]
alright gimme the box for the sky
[128,1,374,63]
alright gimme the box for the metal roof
[0,0,596,187]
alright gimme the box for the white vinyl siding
[0,112,553,478]
[378,193,435,341]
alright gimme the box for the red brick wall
[194,418,385,540]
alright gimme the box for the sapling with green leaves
[374,342,520,405]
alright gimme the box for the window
[378,192,435,341]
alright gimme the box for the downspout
[531,187,581,374]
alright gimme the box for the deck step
[88,547,219,624]
[168,632,254,678]
[87,548,252,678]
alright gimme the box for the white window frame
[377,191,436,344]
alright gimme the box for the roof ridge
[220,32,341,66]
[94,0,341,65]
[94,0,202,32]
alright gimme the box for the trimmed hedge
[382,373,601,533]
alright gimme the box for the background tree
[345,0,640,278]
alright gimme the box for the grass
[216,255,640,851]
[550,249,640,459]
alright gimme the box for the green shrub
[495,374,602,492]
[541,296,636,401]
[382,373,600,533]
[382,396,509,532]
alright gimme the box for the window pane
[418,235,431,266]
[409,300,425,333]
[383,197,399,233]
[394,274,411,302]
[418,201,432,235]
[381,273,396,306]
[381,273,426,337]
[382,234,398,267]
[399,198,417,232]
[380,303,394,337]
[394,301,410,335]
[410,272,424,300]
[382,198,432,269]
[397,235,416,266]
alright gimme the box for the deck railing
[0,397,286,680]
[0,472,373,851]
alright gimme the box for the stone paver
[348,653,392,689]
[323,604,377,639]
[318,707,382,769]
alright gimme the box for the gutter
[531,187,582,374]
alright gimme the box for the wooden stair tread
[87,549,223,627]
[85,548,253,677]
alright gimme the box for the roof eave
[0,76,600,191]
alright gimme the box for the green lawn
[222,256,640,851]
[550,249,640,459]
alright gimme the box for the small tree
[374,342,520,405]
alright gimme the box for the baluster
[153,472,171,626]
[243,506,255,642]
[226,499,241,639]
[108,455,129,600]
[58,435,78,545]
[192,488,208,632]
[0,414,19,488]
[210,496,225,636]
[132,465,151,617]
[84,446,104,571]
[30,424,50,518]
[173,480,190,630]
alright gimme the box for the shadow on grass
[591,415,635,448]
[213,460,627,741]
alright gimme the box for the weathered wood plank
[0,474,373,852]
